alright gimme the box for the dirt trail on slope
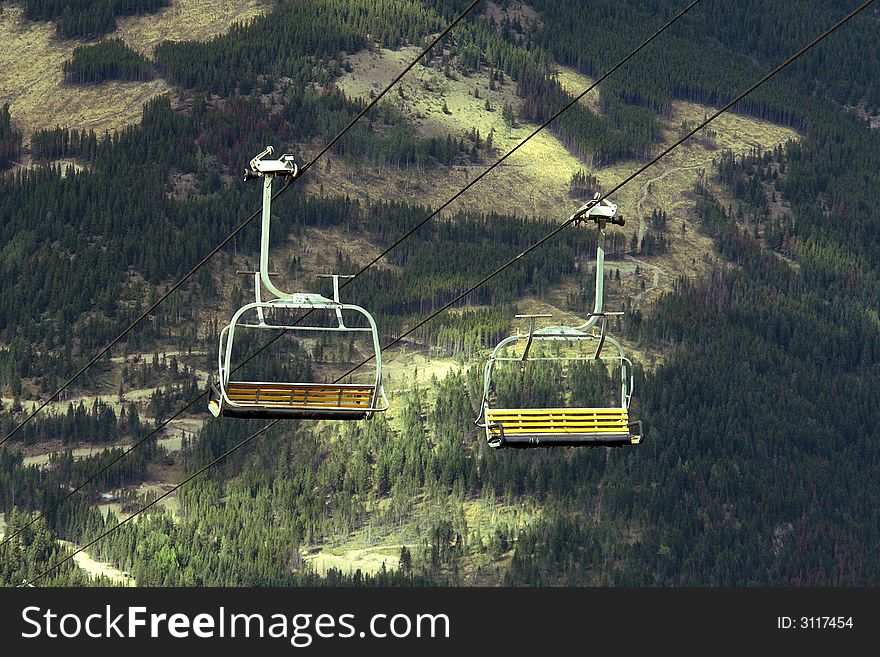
[635,164,705,252]
[625,255,669,308]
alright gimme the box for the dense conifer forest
[23,0,171,39]
[0,104,22,170]
[2,0,880,586]
[63,39,153,84]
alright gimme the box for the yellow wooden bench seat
[209,381,376,419]
[485,407,641,447]
[225,382,374,408]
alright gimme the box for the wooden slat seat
[485,407,641,447]
[225,382,375,408]
[209,381,377,419]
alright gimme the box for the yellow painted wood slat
[229,395,370,406]
[226,386,373,395]
[488,407,627,415]
[492,425,629,432]
[226,393,370,401]
[226,386,373,397]
[487,406,631,436]
[228,392,373,399]
[226,383,371,387]
[227,385,373,395]
[487,415,628,421]
[490,427,629,434]
[225,382,375,409]
[488,418,629,423]
[487,415,628,423]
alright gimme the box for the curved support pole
[216,324,231,402]
[260,176,292,299]
[569,195,624,332]
[254,272,266,324]
[602,335,632,408]
[244,146,298,301]
[574,226,606,332]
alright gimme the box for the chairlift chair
[476,196,642,448]
[208,147,389,420]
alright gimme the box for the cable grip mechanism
[573,193,625,228]
[244,146,299,181]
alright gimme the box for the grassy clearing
[314,45,587,220]
[0,5,171,142]
[382,350,460,392]
[381,351,462,437]
[304,540,403,576]
[319,51,799,311]
[301,493,540,580]
[21,434,186,468]
[0,1,269,142]
[59,539,137,586]
[97,478,183,523]
[137,481,183,517]
[115,0,269,55]
[553,65,602,114]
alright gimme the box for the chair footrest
[492,431,639,448]
[216,406,370,421]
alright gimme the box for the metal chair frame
[209,147,388,419]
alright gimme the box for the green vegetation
[23,0,171,40]
[569,168,601,199]
[154,0,446,94]
[0,103,21,170]
[64,38,153,84]
[0,508,103,586]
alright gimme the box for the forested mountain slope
[1,0,879,586]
